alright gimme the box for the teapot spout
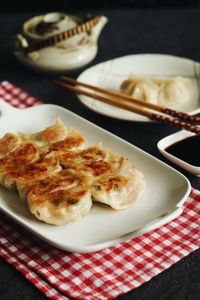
[90,16,108,43]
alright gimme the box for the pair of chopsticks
[54,76,200,135]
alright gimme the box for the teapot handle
[21,16,103,54]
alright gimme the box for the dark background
[0,1,200,300]
[1,0,200,11]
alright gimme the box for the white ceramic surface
[157,108,200,176]
[15,44,98,73]
[15,13,108,73]
[77,54,200,121]
[0,101,191,252]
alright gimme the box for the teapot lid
[24,12,79,39]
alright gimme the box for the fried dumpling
[27,169,92,225]
[61,146,145,210]
[0,133,21,158]
[20,119,68,147]
[0,119,146,224]
[40,129,85,155]
[0,143,39,189]
[14,154,61,202]
[60,144,112,177]
[74,148,126,178]
[91,158,145,210]
[60,144,105,166]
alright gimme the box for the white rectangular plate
[0,101,191,253]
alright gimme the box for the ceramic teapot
[15,12,108,73]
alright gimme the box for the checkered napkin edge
[0,81,200,300]
[0,81,40,107]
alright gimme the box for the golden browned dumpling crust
[91,158,145,210]
[40,129,85,155]
[21,119,68,147]
[27,169,92,225]
[14,154,61,202]
[60,144,110,175]
[0,120,146,224]
[0,133,21,158]
[60,146,145,210]
[0,143,40,189]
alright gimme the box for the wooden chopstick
[61,75,200,123]
[54,79,200,135]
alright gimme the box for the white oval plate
[77,54,200,121]
[0,101,191,252]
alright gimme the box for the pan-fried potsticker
[0,133,21,158]
[0,143,39,189]
[27,169,92,225]
[19,119,69,147]
[0,119,145,225]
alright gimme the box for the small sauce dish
[157,128,200,176]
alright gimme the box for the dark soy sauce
[165,135,200,166]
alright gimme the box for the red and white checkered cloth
[0,81,200,300]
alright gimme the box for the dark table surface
[0,8,200,300]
